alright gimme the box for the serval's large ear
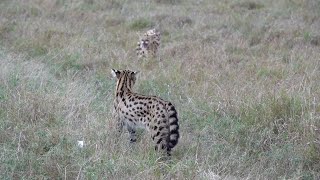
[131,71,139,82]
[133,71,140,76]
[111,69,120,79]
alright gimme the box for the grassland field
[0,0,319,179]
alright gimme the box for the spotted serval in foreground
[111,69,179,156]
[136,29,161,58]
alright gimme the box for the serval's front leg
[113,106,124,144]
[127,125,137,143]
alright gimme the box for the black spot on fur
[170,121,178,126]
[169,106,175,111]
[170,129,179,135]
[161,144,166,149]
[169,139,177,147]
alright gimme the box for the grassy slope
[0,0,319,179]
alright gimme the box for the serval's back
[136,29,161,58]
[111,69,179,155]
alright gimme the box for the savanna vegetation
[0,0,319,179]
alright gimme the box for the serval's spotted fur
[111,69,179,155]
[136,29,161,58]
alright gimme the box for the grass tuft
[130,18,155,30]
[154,0,180,5]
[0,0,319,179]
[232,1,264,10]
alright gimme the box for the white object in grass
[77,140,84,148]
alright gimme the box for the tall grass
[0,0,319,179]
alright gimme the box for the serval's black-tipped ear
[130,71,139,80]
[111,69,120,79]
[133,71,140,76]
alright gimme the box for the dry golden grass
[0,0,319,179]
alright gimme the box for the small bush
[0,21,15,40]
[232,1,264,10]
[310,35,320,46]
[154,0,180,5]
[176,16,192,28]
[130,18,154,30]
[28,45,48,57]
